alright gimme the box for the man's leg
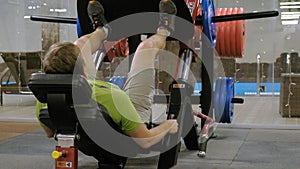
[74,0,110,72]
[130,0,177,70]
[123,0,177,122]
[129,34,168,71]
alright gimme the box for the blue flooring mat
[194,82,280,95]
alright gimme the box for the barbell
[182,0,279,58]
[194,0,278,57]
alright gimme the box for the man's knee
[138,36,167,50]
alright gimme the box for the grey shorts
[123,68,155,122]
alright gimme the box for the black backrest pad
[28,73,92,132]
[28,73,91,104]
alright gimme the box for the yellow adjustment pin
[52,150,62,159]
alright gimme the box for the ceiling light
[281,15,300,20]
[54,9,67,13]
[280,2,300,5]
[49,8,67,13]
[280,5,300,9]
[281,12,300,15]
[282,20,299,25]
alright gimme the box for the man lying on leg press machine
[36,0,179,149]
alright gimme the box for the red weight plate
[194,26,202,51]
[185,0,200,21]
[230,8,238,57]
[236,8,245,58]
[193,6,203,51]
[215,8,222,55]
[197,6,203,29]
[220,8,227,57]
[225,8,233,57]
[196,6,203,33]
[219,24,225,57]
[104,41,117,61]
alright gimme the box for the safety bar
[30,15,77,24]
[31,10,279,26]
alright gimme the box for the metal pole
[256,53,261,96]
[177,49,193,81]
[286,53,291,74]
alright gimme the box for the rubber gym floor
[0,94,300,169]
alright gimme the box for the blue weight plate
[214,78,223,122]
[202,0,217,46]
[220,78,234,123]
[218,78,227,122]
[227,78,234,122]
